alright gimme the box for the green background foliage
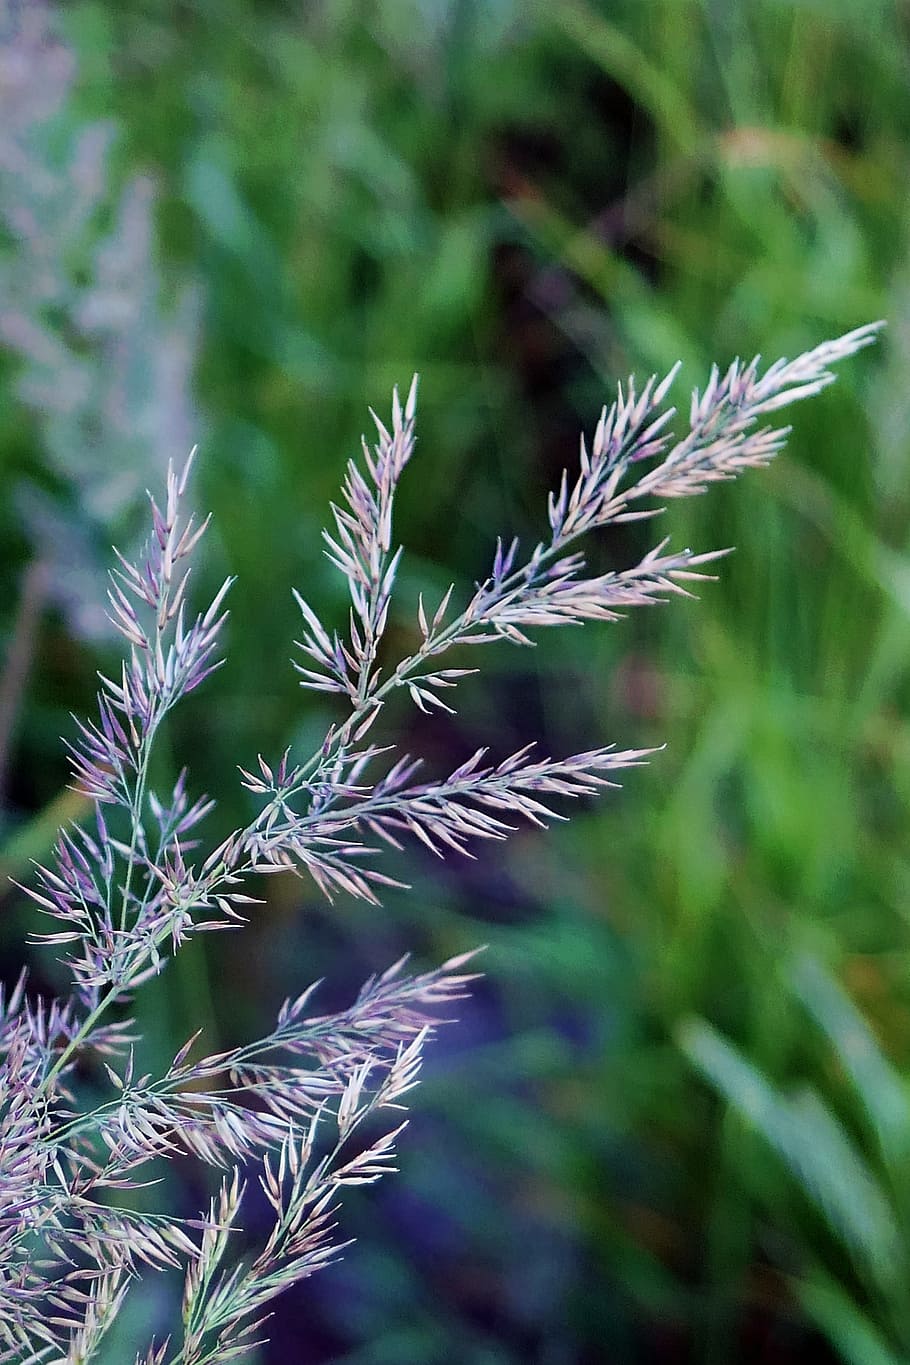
[2,1,908,1360]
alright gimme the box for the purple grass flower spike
[1,322,879,1360]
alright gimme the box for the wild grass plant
[1,2,907,1361]
[0,325,878,1360]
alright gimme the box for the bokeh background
[1,0,909,1361]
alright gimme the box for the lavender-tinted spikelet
[293,375,418,707]
[22,455,235,1005]
[1,324,876,1359]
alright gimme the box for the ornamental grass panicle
[1,322,879,1362]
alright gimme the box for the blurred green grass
[1,0,909,1360]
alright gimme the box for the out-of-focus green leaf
[679,1017,903,1288]
[790,954,910,1164]
[799,1274,903,1365]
